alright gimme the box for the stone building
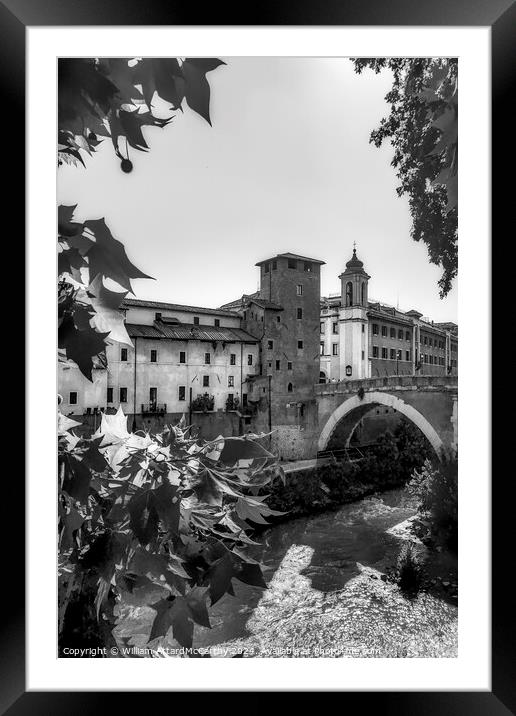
[58,246,457,458]
[319,248,458,384]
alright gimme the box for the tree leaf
[85,217,153,292]
[182,58,225,125]
[219,437,274,466]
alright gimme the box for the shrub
[395,542,425,597]
[407,453,458,552]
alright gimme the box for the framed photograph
[4,0,511,708]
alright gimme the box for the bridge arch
[318,390,444,456]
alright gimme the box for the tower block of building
[239,252,325,459]
[338,247,370,380]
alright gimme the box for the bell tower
[338,245,370,379]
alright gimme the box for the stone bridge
[316,375,458,456]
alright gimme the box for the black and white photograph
[56,55,461,660]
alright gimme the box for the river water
[116,487,458,657]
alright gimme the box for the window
[287,362,292,370]
[381,325,387,337]
[406,350,410,361]
[275,360,280,370]
[264,262,270,273]
[288,258,297,269]
[247,354,253,365]
[397,350,402,360]
[179,351,186,363]
[243,394,248,406]
[390,327,396,338]
[268,361,272,369]
[107,387,113,403]
[372,346,379,358]
[149,387,157,404]
[382,347,388,359]
[345,281,353,307]
[214,318,220,327]
[228,376,234,387]
[405,331,410,341]
[287,382,293,392]
[203,376,210,387]
[205,352,211,364]
[320,342,324,355]
[296,284,303,295]
[424,336,428,345]
[230,353,236,365]
[267,340,273,350]
[179,386,186,401]
[297,340,304,350]
[120,348,128,361]
[69,391,78,405]
[297,308,303,319]
[320,322,325,334]
[332,323,338,334]
[373,324,379,336]
[361,283,365,304]
[398,329,403,340]
[272,260,277,270]
[361,350,365,360]
[276,315,280,323]
[119,387,127,403]
[304,261,312,272]
[362,324,365,333]
[390,348,396,360]
[332,344,338,355]
[193,316,200,325]
[155,312,162,321]
[150,349,157,363]
[243,311,247,320]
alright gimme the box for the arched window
[361,282,365,305]
[345,281,353,307]
[287,382,293,393]
[319,371,326,384]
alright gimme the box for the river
[116,487,458,658]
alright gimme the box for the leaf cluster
[352,58,458,297]
[58,409,283,651]
[58,57,225,169]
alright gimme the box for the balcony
[141,403,167,415]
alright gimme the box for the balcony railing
[141,403,167,414]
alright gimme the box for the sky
[58,57,457,323]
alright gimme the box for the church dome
[346,247,364,270]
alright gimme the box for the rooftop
[255,252,325,267]
[122,298,239,318]
[126,322,259,343]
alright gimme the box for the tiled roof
[219,292,259,310]
[255,252,325,266]
[248,298,283,311]
[122,298,239,317]
[126,323,258,343]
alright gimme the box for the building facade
[58,247,457,458]
[319,248,458,383]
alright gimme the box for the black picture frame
[5,0,512,710]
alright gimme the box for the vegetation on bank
[407,453,458,553]
[264,419,432,519]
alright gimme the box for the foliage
[407,453,458,552]
[58,408,284,653]
[191,393,215,412]
[394,542,425,597]
[352,58,458,297]
[58,57,225,381]
[59,58,225,170]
